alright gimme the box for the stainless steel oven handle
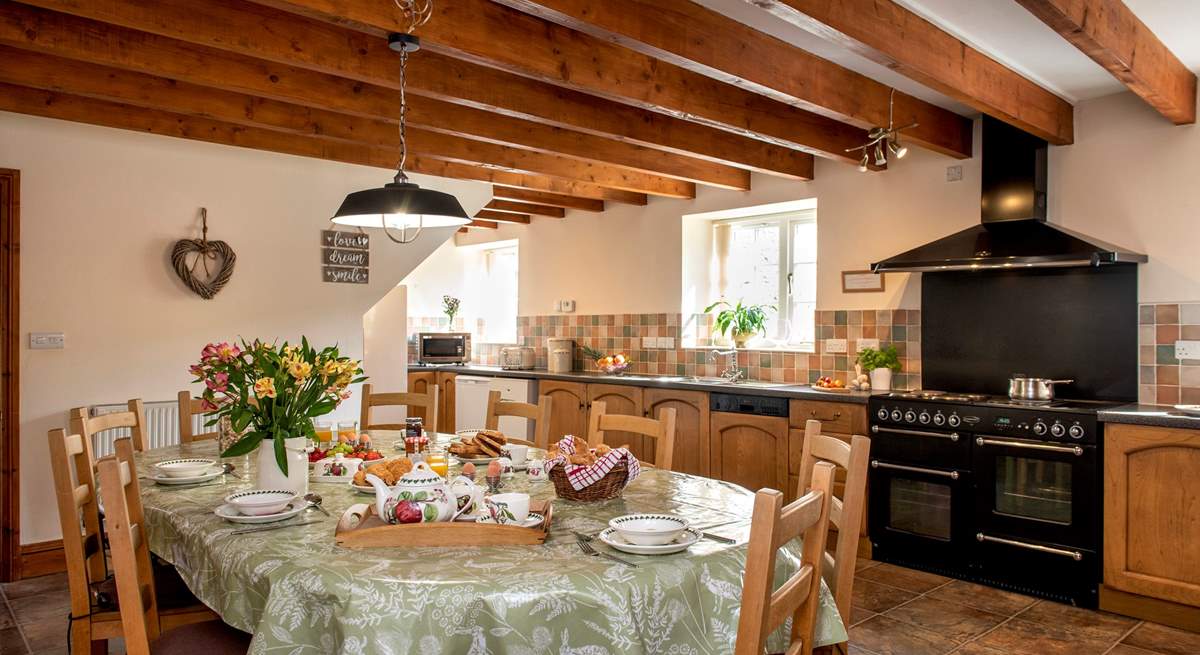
[974,437,1083,456]
[976,533,1083,561]
[871,425,959,442]
[870,460,959,480]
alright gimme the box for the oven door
[868,459,973,576]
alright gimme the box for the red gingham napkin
[547,436,641,491]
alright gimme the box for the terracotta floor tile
[20,620,64,653]
[926,580,1036,616]
[7,594,68,627]
[0,607,13,631]
[1107,645,1162,655]
[1122,622,1200,655]
[857,558,882,573]
[0,574,67,601]
[948,643,1009,655]
[885,597,1006,644]
[1018,599,1138,642]
[974,617,1114,655]
[849,606,877,627]
[848,645,877,655]
[851,579,919,614]
[0,627,26,655]
[857,564,951,594]
[849,615,956,655]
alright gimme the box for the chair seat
[151,620,251,655]
[93,557,199,611]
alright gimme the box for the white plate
[154,458,218,478]
[147,467,224,486]
[599,527,700,555]
[476,511,545,529]
[349,481,377,495]
[1174,405,1200,417]
[609,514,690,545]
[215,499,307,524]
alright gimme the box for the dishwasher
[710,392,790,495]
[454,375,536,439]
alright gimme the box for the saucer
[475,511,544,529]
[215,499,306,524]
[599,527,700,555]
[349,482,376,495]
[147,467,224,486]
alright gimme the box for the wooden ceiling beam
[497,0,972,159]
[12,0,813,181]
[1014,0,1196,124]
[484,200,565,219]
[475,210,532,224]
[249,0,869,164]
[746,0,1075,145]
[490,187,603,213]
[413,158,645,205]
[466,220,499,229]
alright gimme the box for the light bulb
[874,142,887,166]
[857,152,869,172]
[888,139,908,159]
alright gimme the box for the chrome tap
[709,348,744,383]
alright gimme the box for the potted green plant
[704,299,774,348]
[857,345,901,392]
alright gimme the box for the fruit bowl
[596,359,632,375]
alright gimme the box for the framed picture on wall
[841,270,885,293]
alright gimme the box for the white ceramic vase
[256,436,309,495]
[869,368,894,392]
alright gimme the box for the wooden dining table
[136,432,848,653]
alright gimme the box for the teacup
[526,458,547,481]
[497,457,515,479]
[485,492,530,525]
[505,444,529,465]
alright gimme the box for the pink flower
[205,372,229,393]
[216,342,241,362]
[201,343,219,361]
[339,389,352,400]
[200,399,219,411]
[188,364,206,378]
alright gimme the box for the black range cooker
[867,390,1121,608]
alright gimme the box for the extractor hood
[871,117,1147,273]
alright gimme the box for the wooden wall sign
[322,230,369,284]
[841,270,885,293]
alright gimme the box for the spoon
[304,492,330,516]
[222,463,241,479]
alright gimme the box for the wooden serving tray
[335,500,553,548]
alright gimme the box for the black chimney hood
[871,117,1147,273]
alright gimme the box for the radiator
[90,400,202,457]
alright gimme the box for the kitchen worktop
[409,363,871,403]
[1097,403,1200,430]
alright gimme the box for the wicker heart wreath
[171,208,236,300]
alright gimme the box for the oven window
[889,478,952,540]
[994,456,1072,525]
[422,338,461,357]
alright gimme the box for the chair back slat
[72,399,149,453]
[484,390,553,449]
[47,427,107,620]
[178,391,219,443]
[359,383,440,433]
[586,401,677,470]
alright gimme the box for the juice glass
[427,451,449,477]
[313,420,334,446]
[337,421,359,443]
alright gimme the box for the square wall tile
[1158,366,1180,386]
[1157,304,1180,324]
[1182,303,1200,325]
[1140,305,1156,325]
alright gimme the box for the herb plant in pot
[857,345,901,392]
[705,300,774,348]
[190,338,365,495]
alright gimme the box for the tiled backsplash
[1139,302,1200,405]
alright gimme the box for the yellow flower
[288,360,313,380]
[254,377,277,399]
[320,360,340,377]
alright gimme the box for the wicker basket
[549,463,629,502]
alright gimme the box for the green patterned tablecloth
[136,434,847,654]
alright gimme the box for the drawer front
[789,428,852,480]
[790,399,856,432]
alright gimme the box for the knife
[229,520,323,536]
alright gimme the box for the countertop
[409,363,871,404]
[1097,403,1200,430]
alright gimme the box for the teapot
[366,461,464,524]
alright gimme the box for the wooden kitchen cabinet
[407,371,437,426]
[539,380,589,442]
[587,384,646,460]
[709,412,789,496]
[1104,423,1200,611]
[644,388,709,474]
[436,371,457,433]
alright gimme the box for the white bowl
[153,458,216,479]
[608,514,689,546]
[224,490,296,516]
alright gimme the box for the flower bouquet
[190,338,365,491]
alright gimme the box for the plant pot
[256,436,309,495]
[731,331,753,348]
[869,368,894,392]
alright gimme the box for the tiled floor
[4,564,1200,654]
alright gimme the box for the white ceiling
[701,0,1200,117]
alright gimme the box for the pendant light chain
[383,27,419,244]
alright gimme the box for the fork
[573,531,638,568]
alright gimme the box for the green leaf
[422,503,437,522]
[221,431,264,458]
[273,431,288,476]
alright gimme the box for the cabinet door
[540,380,589,442]
[1105,424,1200,606]
[587,384,646,459]
[436,372,457,433]
[710,412,788,494]
[407,371,436,425]
[644,388,708,474]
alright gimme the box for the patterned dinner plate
[147,467,224,486]
[215,499,307,524]
[599,527,701,555]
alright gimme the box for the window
[478,244,518,343]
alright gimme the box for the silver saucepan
[1008,375,1074,401]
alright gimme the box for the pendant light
[844,89,919,172]
[331,2,468,243]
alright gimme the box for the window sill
[683,344,816,355]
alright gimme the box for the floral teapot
[449,474,484,517]
[366,461,467,524]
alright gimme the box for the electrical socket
[857,338,880,351]
[29,332,65,350]
[824,339,847,354]
[641,337,656,349]
[1176,340,1200,361]
[560,299,576,313]
[946,165,963,182]
[552,300,562,312]
[658,337,675,349]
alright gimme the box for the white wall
[0,112,490,543]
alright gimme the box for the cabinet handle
[809,410,842,421]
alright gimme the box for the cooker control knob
[947,414,962,427]
[877,408,889,421]
[891,409,903,422]
[1032,421,1048,436]
[904,410,917,423]
[1050,423,1066,438]
[932,413,946,426]
[918,411,931,424]
[1068,424,1085,439]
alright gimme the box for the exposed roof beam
[1014,0,1196,124]
[491,187,604,213]
[415,158,645,205]
[484,200,565,218]
[466,220,499,229]
[747,0,1075,144]
[497,0,972,159]
[12,0,813,181]
[245,0,869,165]
[475,210,532,224]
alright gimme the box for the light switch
[857,338,880,352]
[824,339,847,354]
[29,332,65,350]
[1176,340,1200,361]
[641,337,656,349]
[560,299,576,313]
[658,337,675,349]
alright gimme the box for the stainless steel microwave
[416,332,471,364]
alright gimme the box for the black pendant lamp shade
[331,180,469,229]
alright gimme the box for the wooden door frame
[0,168,18,581]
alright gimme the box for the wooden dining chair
[586,401,677,469]
[735,462,837,655]
[177,391,219,443]
[359,383,440,433]
[96,439,250,655]
[484,390,553,449]
[70,398,149,458]
[800,420,871,627]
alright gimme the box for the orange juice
[428,455,449,477]
[314,421,333,444]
